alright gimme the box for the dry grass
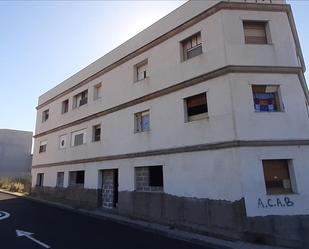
[0,177,31,193]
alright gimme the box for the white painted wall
[32,148,243,201]
[38,0,286,106]
[32,144,309,217]
[239,146,309,217]
[32,71,309,166]
[221,10,299,67]
[230,73,309,140]
[35,5,296,137]
[31,0,309,218]
[33,75,237,165]
[33,4,307,164]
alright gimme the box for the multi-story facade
[31,0,309,247]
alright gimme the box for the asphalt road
[0,192,213,249]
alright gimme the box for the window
[36,173,44,187]
[262,160,293,195]
[243,21,268,44]
[134,110,150,133]
[56,172,64,188]
[252,85,282,112]
[69,171,85,186]
[62,99,69,114]
[181,32,202,61]
[42,109,49,122]
[93,83,102,100]
[92,124,101,142]
[73,90,88,108]
[185,92,208,122]
[149,166,163,187]
[71,129,86,147]
[59,135,67,149]
[135,166,163,192]
[135,60,148,82]
[39,141,47,153]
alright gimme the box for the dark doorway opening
[101,169,118,209]
[113,169,118,208]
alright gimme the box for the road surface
[0,192,214,249]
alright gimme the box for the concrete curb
[0,189,27,197]
[0,189,285,249]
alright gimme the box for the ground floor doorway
[101,169,118,208]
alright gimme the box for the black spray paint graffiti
[258,197,294,208]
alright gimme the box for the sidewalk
[0,189,285,249]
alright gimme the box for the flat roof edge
[37,0,221,105]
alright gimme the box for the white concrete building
[0,129,32,178]
[31,0,309,247]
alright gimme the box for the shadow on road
[0,192,213,249]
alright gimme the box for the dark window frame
[252,85,282,112]
[36,173,44,187]
[149,166,163,187]
[69,170,85,187]
[71,129,86,147]
[42,109,49,122]
[181,32,202,61]
[93,83,102,100]
[185,92,208,122]
[62,99,69,114]
[134,110,150,133]
[243,21,268,45]
[74,133,84,146]
[76,171,85,184]
[134,59,148,82]
[73,90,88,108]
[39,142,47,153]
[262,159,294,195]
[56,172,64,188]
[93,124,101,142]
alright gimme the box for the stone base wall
[31,186,101,209]
[118,191,246,240]
[31,187,309,248]
[245,215,309,248]
[118,191,309,249]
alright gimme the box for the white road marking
[0,211,10,220]
[16,230,51,248]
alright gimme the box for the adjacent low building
[31,0,309,247]
[0,129,33,179]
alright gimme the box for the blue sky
[0,1,308,133]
